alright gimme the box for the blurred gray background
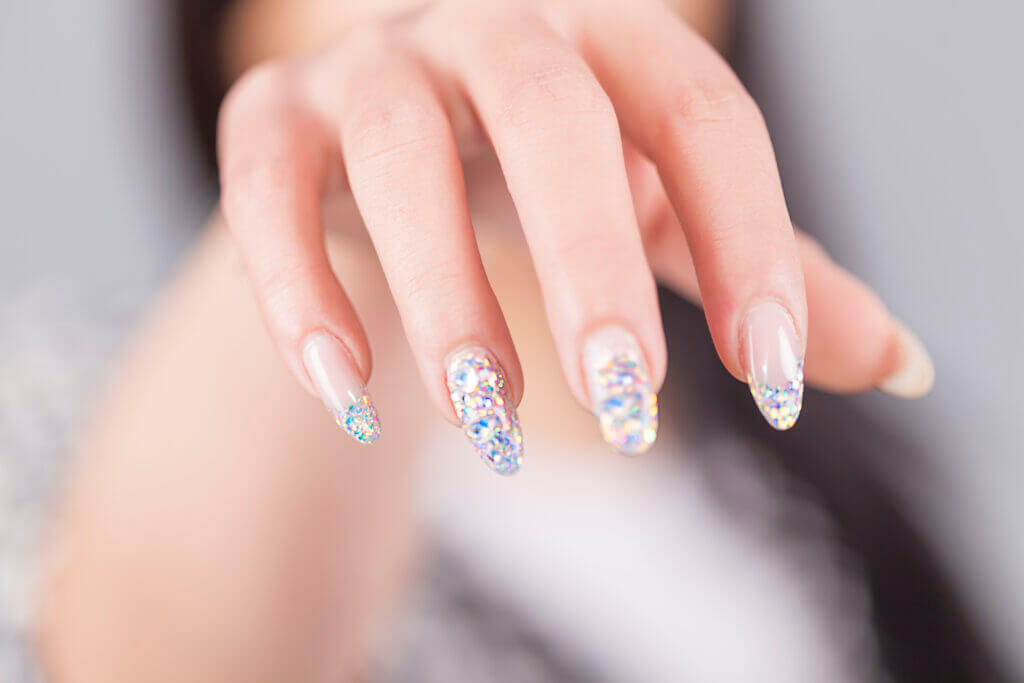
[1,0,1021,680]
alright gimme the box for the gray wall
[0,1,208,293]
[739,1,1024,672]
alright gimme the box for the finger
[626,141,934,398]
[305,32,524,474]
[218,63,382,445]
[415,7,664,455]
[576,0,809,429]
[800,238,934,398]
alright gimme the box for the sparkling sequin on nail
[748,360,804,430]
[593,354,658,454]
[446,349,522,475]
[335,394,381,444]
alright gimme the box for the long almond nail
[302,332,381,444]
[877,321,935,398]
[446,347,523,475]
[582,325,658,455]
[743,302,804,430]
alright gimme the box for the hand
[217,0,933,473]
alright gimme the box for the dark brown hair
[175,0,235,186]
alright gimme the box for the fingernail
[582,325,658,455]
[446,347,523,475]
[743,302,804,430]
[302,332,381,444]
[877,321,935,398]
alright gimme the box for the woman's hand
[217,0,933,473]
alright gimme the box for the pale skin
[37,0,932,680]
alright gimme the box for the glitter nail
[583,326,658,455]
[446,348,523,475]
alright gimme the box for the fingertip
[876,321,935,399]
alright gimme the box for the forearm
[37,220,420,682]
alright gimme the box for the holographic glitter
[748,360,804,430]
[336,393,381,444]
[446,349,523,475]
[592,353,658,455]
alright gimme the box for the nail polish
[877,322,935,398]
[302,332,381,444]
[743,302,804,430]
[446,347,523,475]
[582,325,658,455]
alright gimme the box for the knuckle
[706,222,748,251]
[395,259,476,305]
[255,261,311,315]
[221,156,300,225]
[493,57,618,136]
[664,75,763,132]
[706,214,766,251]
[548,230,626,269]
[345,98,448,165]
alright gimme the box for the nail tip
[764,410,801,431]
[491,457,523,476]
[749,373,804,432]
[600,402,658,455]
[336,394,382,445]
[347,423,382,444]
[609,437,656,456]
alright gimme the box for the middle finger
[415,5,665,455]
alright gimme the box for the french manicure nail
[446,347,523,475]
[302,332,381,444]
[582,325,658,455]
[877,322,935,398]
[743,302,804,430]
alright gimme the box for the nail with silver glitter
[302,332,381,444]
[743,302,804,430]
[446,347,523,475]
[582,325,658,455]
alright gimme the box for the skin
[214,0,910,420]
[38,0,920,680]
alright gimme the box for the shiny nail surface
[302,332,381,444]
[446,347,523,475]
[582,325,658,455]
[877,322,935,398]
[743,302,804,430]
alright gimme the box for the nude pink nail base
[302,333,381,444]
[743,303,804,430]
